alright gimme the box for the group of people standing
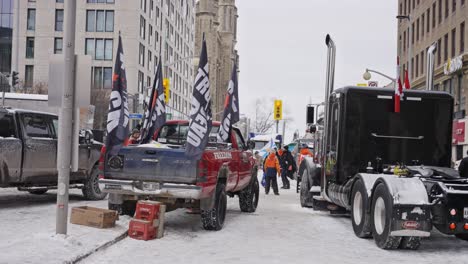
[257,146,297,195]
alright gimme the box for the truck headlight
[108,156,124,170]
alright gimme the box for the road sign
[368,81,379,87]
[274,99,282,120]
[129,113,143,119]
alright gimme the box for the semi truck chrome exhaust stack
[321,34,336,201]
[426,42,437,91]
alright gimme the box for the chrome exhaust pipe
[321,34,336,202]
[426,42,437,91]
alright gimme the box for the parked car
[0,107,106,199]
[100,120,259,231]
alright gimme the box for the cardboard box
[70,206,118,229]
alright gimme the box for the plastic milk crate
[128,219,157,241]
[135,200,161,221]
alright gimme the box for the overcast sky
[236,0,397,142]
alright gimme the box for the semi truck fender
[200,165,229,211]
[371,176,429,205]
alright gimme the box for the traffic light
[11,71,19,87]
[274,99,282,120]
[163,78,170,103]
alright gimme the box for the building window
[437,38,442,65]
[138,71,144,93]
[85,38,113,60]
[461,22,465,54]
[139,43,145,66]
[445,0,449,18]
[27,9,35,31]
[421,14,425,38]
[148,50,152,71]
[56,0,64,3]
[463,0,466,6]
[420,51,424,75]
[87,0,115,3]
[411,23,415,44]
[438,0,442,24]
[141,0,147,12]
[54,38,63,54]
[25,65,34,88]
[411,57,414,79]
[26,37,34,58]
[453,0,457,12]
[140,16,146,40]
[86,10,113,32]
[55,9,64,31]
[416,18,420,42]
[92,67,112,89]
[149,24,153,45]
[415,54,419,77]
[403,31,406,52]
[426,9,430,33]
[444,33,449,61]
[452,28,456,58]
[432,3,436,28]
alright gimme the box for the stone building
[195,0,239,121]
[397,0,468,160]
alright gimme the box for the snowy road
[83,176,468,264]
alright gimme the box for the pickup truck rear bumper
[99,179,202,199]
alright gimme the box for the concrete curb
[66,229,128,264]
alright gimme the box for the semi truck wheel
[239,176,259,213]
[201,184,227,231]
[82,165,108,201]
[300,169,311,207]
[399,237,421,250]
[108,200,137,216]
[351,180,371,238]
[371,183,402,249]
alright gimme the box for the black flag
[217,64,239,142]
[106,35,130,156]
[140,59,166,144]
[185,38,212,159]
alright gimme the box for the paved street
[81,176,468,264]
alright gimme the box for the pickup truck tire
[27,189,48,195]
[82,165,107,200]
[351,180,372,238]
[109,200,137,216]
[371,183,402,249]
[239,176,259,213]
[201,184,227,231]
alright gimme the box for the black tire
[399,237,421,250]
[300,169,312,207]
[239,175,260,213]
[351,180,372,238]
[108,200,137,216]
[82,165,108,200]
[201,184,227,231]
[27,189,48,195]
[455,234,468,241]
[371,183,402,249]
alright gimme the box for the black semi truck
[299,35,468,249]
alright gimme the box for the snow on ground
[84,174,468,264]
[0,188,129,264]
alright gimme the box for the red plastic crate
[128,219,157,241]
[135,200,161,222]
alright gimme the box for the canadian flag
[404,69,410,89]
[394,57,403,113]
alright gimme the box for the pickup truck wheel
[371,183,402,249]
[82,165,108,201]
[351,180,372,238]
[399,237,421,250]
[27,189,48,195]
[300,169,311,207]
[108,200,137,216]
[201,184,227,231]
[239,177,259,213]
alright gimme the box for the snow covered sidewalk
[0,188,130,264]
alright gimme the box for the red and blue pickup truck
[100,120,259,230]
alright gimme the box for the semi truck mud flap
[390,204,432,237]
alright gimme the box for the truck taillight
[464,223,468,230]
[449,223,457,230]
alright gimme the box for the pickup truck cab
[101,120,259,230]
[0,107,106,199]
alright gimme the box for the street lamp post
[397,14,412,85]
[363,68,396,86]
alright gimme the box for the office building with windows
[12,0,196,129]
[0,0,13,92]
[397,0,468,160]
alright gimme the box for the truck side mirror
[306,105,315,124]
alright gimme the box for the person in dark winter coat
[458,151,468,178]
[280,145,296,189]
[263,149,281,195]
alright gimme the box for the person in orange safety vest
[263,149,281,195]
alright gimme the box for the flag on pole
[217,63,240,142]
[140,59,166,144]
[404,69,411,89]
[394,57,403,113]
[106,34,130,155]
[185,37,212,160]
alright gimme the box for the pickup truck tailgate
[104,147,198,184]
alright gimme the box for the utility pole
[282,120,286,145]
[276,120,279,134]
[56,0,77,235]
